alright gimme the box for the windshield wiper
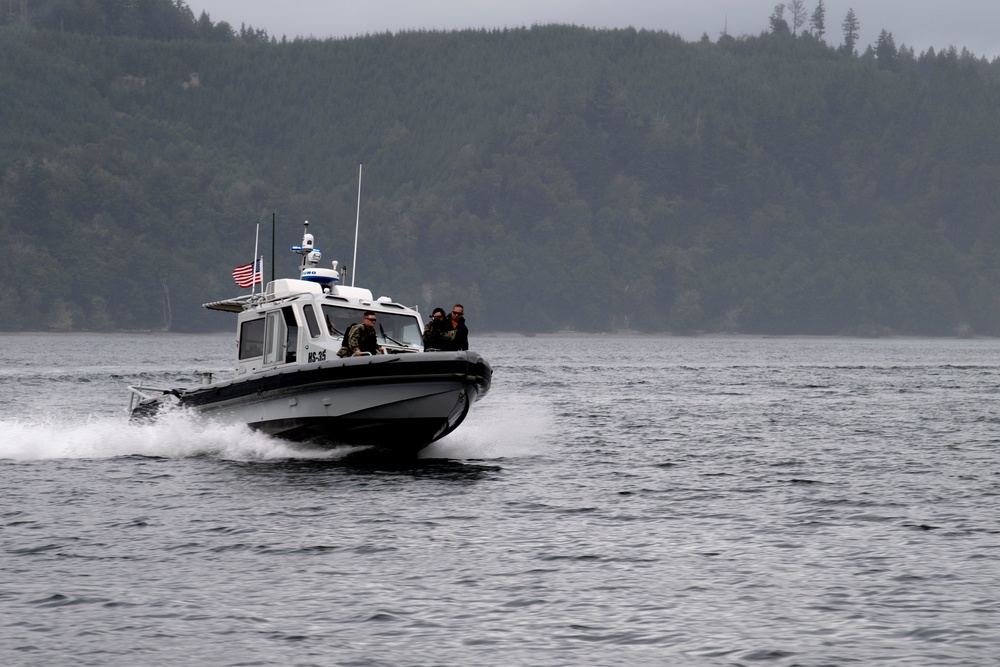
[379,324,410,348]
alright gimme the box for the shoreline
[481,331,998,340]
[0,330,996,341]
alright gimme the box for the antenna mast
[352,164,362,286]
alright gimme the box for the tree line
[1,0,262,42]
[2,6,1000,335]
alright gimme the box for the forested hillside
[3,3,1000,335]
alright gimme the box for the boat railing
[127,384,180,413]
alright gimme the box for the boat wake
[420,394,552,460]
[0,410,358,462]
[0,394,552,462]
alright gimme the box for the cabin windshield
[321,304,423,348]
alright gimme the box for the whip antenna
[352,164,362,287]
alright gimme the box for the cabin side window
[238,318,265,360]
[302,304,321,338]
[263,311,283,365]
[282,306,298,363]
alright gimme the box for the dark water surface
[2,333,999,666]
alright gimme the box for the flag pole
[252,223,260,296]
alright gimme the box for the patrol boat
[127,221,491,455]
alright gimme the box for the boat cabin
[207,278,425,376]
[204,221,426,376]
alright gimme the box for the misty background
[2,1,1000,336]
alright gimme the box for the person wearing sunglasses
[449,304,469,351]
[336,311,385,357]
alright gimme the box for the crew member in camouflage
[422,307,457,350]
[337,311,384,357]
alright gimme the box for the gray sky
[184,1,1000,59]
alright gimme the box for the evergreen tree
[842,8,860,55]
[875,29,897,69]
[769,4,790,34]
[810,0,826,40]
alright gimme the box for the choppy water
[2,333,999,666]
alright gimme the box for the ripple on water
[2,335,1000,666]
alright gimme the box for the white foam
[0,394,547,462]
[0,410,357,462]
[420,394,553,460]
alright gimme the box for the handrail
[127,385,180,413]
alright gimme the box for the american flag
[232,259,261,288]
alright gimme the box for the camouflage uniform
[422,319,457,350]
[337,323,379,357]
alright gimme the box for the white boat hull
[130,352,491,455]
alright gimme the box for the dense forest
[3,0,1000,335]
